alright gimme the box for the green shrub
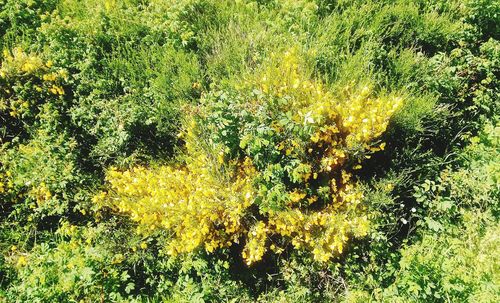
[343,122,499,302]
[343,211,499,303]
[464,0,500,40]
[0,0,58,50]
[1,130,88,219]
[4,221,136,302]
[423,38,499,146]
[69,43,200,165]
[383,211,499,302]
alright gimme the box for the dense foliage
[0,0,498,302]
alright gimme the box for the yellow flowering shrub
[1,48,66,128]
[95,124,257,256]
[96,49,402,265]
[0,48,44,76]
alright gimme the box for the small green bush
[384,211,499,302]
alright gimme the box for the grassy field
[0,0,498,302]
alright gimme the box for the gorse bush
[96,49,402,265]
[95,146,256,258]
[0,48,67,142]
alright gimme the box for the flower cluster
[94,123,256,257]
[269,201,369,262]
[96,49,401,265]
[0,48,66,120]
[0,48,45,76]
[29,182,53,207]
[242,221,268,265]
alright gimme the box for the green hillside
[0,0,498,302]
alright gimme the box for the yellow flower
[112,253,125,264]
[16,256,28,267]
